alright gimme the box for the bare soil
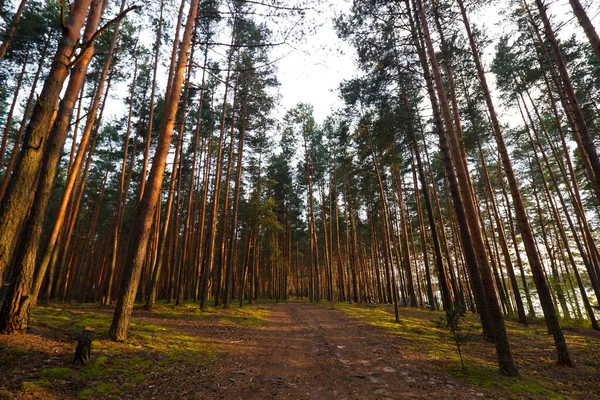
[162,301,497,399]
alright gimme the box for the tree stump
[73,327,94,366]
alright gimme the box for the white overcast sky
[270,0,355,123]
[270,0,599,124]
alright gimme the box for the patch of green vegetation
[150,301,270,327]
[1,347,30,367]
[33,379,52,388]
[40,367,75,380]
[447,365,559,398]
[30,306,112,337]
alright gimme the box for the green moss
[78,382,115,399]
[33,379,52,388]
[94,382,114,394]
[78,388,96,399]
[20,302,264,398]
[40,367,75,380]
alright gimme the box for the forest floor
[0,299,598,399]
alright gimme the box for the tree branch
[70,5,138,66]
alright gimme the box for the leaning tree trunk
[458,0,571,364]
[30,1,134,309]
[0,0,29,61]
[406,0,491,332]
[0,0,103,334]
[458,0,531,324]
[411,0,518,376]
[529,0,600,206]
[0,0,92,281]
[568,0,600,61]
[108,0,200,341]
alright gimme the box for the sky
[267,0,356,123]
[268,0,599,125]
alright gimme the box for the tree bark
[411,0,518,376]
[568,0,600,62]
[0,0,103,333]
[0,0,92,281]
[109,0,200,341]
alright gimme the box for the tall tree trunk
[0,0,104,334]
[214,76,240,307]
[411,0,518,376]
[568,0,600,61]
[529,0,600,205]
[393,169,416,306]
[403,85,452,311]
[367,128,399,320]
[406,0,491,330]
[109,0,200,341]
[0,0,92,280]
[224,92,248,308]
[199,29,238,310]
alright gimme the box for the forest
[0,0,599,398]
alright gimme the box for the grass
[0,301,271,399]
[151,300,270,327]
[328,302,600,399]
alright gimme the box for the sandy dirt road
[176,301,499,400]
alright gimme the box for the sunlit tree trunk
[0,0,92,280]
[109,0,200,341]
[32,1,132,308]
[0,0,103,333]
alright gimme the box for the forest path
[192,301,498,399]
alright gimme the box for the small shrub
[436,306,473,370]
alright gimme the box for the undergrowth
[0,301,270,399]
[329,302,600,399]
